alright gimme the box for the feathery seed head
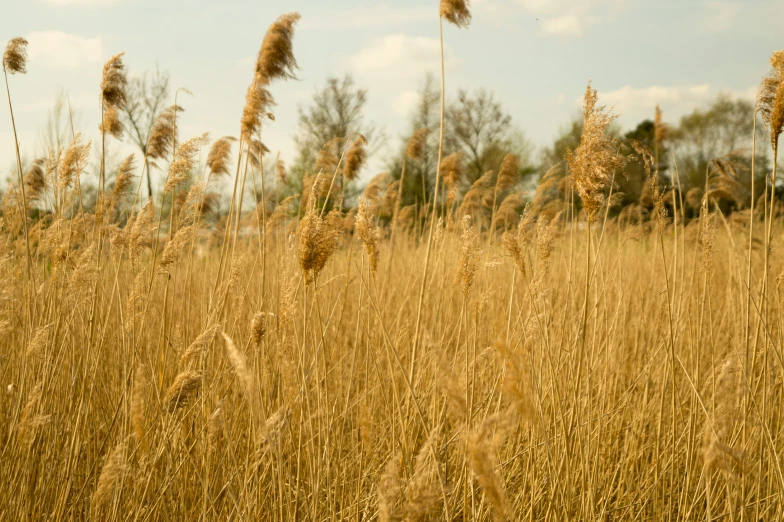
[406,128,430,161]
[206,136,235,177]
[758,50,784,151]
[440,0,472,28]
[165,369,203,413]
[3,37,28,74]
[355,197,380,275]
[250,312,267,346]
[496,153,520,192]
[440,152,463,187]
[255,12,301,82]
[456,215,480,299]
[147,104,183,161]
[100,105,124,140]
[241,79,275,141]
[163,136,202,194]
[567,81,627,222]
[101,53,127,110]
[343,134,368,181]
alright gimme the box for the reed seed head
[206,136,235,177]
[3,37,28,74]
[440,0,472,28]
[343,134,368,181]
[165,369,203,413]
[406,128,430,161]
[567,81,627,222]
[255,12,301,82]
[101,53,127,110]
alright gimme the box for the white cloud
[476,0,626,36]
[349,34,458,79]
[394,90,420,116]
[26,31,102,69]
[590,83,756,126]
[301,4,432,31]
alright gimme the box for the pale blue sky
[1,0,782,186]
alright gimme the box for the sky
[1,0,782,187]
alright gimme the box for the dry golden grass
[2,10,784,522]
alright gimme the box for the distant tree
[288,75,379,203]
[670,93,765,193]
[445,88,534,185]
[118,67,171,200]
[385,74,441,208]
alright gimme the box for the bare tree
[289,75,380,196]
[445,88,519,184]
[119,67,170,199]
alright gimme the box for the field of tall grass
[2,2,784,520]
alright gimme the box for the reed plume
[377,454,403,522]
[58,134,91,190]
[250,312,267,346]
[456,215,480,299]
[130,365,147,447]
[759,50,784,151]
[100,105,123,139]
[297,196,341,282]
[406,128,430,161]
[24,158,46,203]
[567,81,627,222]
[466,413,514,522]
[91,440,129,516]
[222,332,263,433]
[147,105,183,162]
[180,324,221,364]
[440,0,472,28]
[255,12,301,82]
[343,134,368,181]
[355,197,380,274]
[163,136,202,194]
[101,53,127,110]
[2,37,28,74]
[165,369,203,412]
[206,136,235,177]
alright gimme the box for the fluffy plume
[567,81,627,222]
[147,105,183,161]
[18,381,50,445]
[163,136,202,194]
[405,429,441,521]
[363,172,388,203]
[180,324,221,364]
[101,53,127,110]
[702,354,744,474]
[159,225,194,269]
[275,153,288,184]
[58,134,91,190]
[250,312,267,346]
[24,158,46,203]
[343,134,368,181]
[266,195,299,234]
[377,454,403,522]
[91,440,129,516]
[314,138,344,175]
[495,153,519,192]
[248,138,270,170]
[222,333,262,433]
[3,37,28,74]
[297,196,341,283]
[165,369,203,412]
[131,365,147,447]
[255,13,301,82]
[206,136,235,177]
[758,50,784,151]
[112,154,136,205]
[100,105,124,140]
[440,152,463,188]
[355,197,381,274]
[503,209,535,278]
[440,0,472,28]
[406,128,430,161]
[240,80,275,141]
[458,170,494,218]
[467,413,515,522]
[456,215,480,299]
